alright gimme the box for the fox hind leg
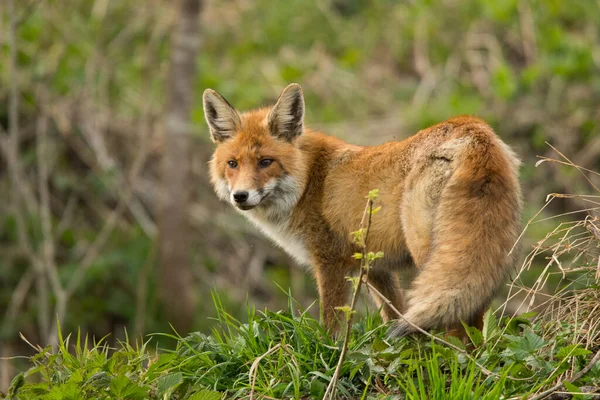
[366,269,405,322]
[401,158,450,267]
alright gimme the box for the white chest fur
[216,173,311,266]
[246,214,312,266]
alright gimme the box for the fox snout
[230,188,265,210]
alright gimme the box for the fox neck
[249,159,308,222]
[242,154,311,266]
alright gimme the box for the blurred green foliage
[0,0,599,363]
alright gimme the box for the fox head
[203,84,307,214]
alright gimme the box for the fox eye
[227,160,238,168]
[259,158,273,168]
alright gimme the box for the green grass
[4,290,599,400]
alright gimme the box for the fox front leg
[313,262,350,335]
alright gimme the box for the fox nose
[233,191,249,203]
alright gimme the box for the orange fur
[204,85,522,338]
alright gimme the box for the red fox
[203,83,522,337]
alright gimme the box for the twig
[527,349,600,400]
[1,269,35,332]
[541,143,600,191]
[55,194,78,240]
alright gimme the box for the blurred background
[1,0,599,390]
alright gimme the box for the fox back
[203,84,522,338]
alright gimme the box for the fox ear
[268,83,304,141]
[203,89,242,143]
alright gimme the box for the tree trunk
[158,0,202,333]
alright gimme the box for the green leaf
[157,372,183,398]
[110,375,130,397]
[523,329,545,352]
[506,329,545,361]
[563,381,583,399]
[443,335,466,351]
[346,276,360,290]
[7,373,25,398]
[109,375,148,400]
[145,353,178,376]
[517,312,538,319]
[84,372,111,391]
[47,382,84,400]
[508,363,534,379]
[367,189,380,200]
[188,389,223,400]
[372,337,388,352]
[309,377,326,399]
[482,309,499,343]
[335,305,355,318]
[556,344,592,360]
[461,322,483,347]
[122,384,150,400]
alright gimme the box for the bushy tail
[391,134,522,337]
